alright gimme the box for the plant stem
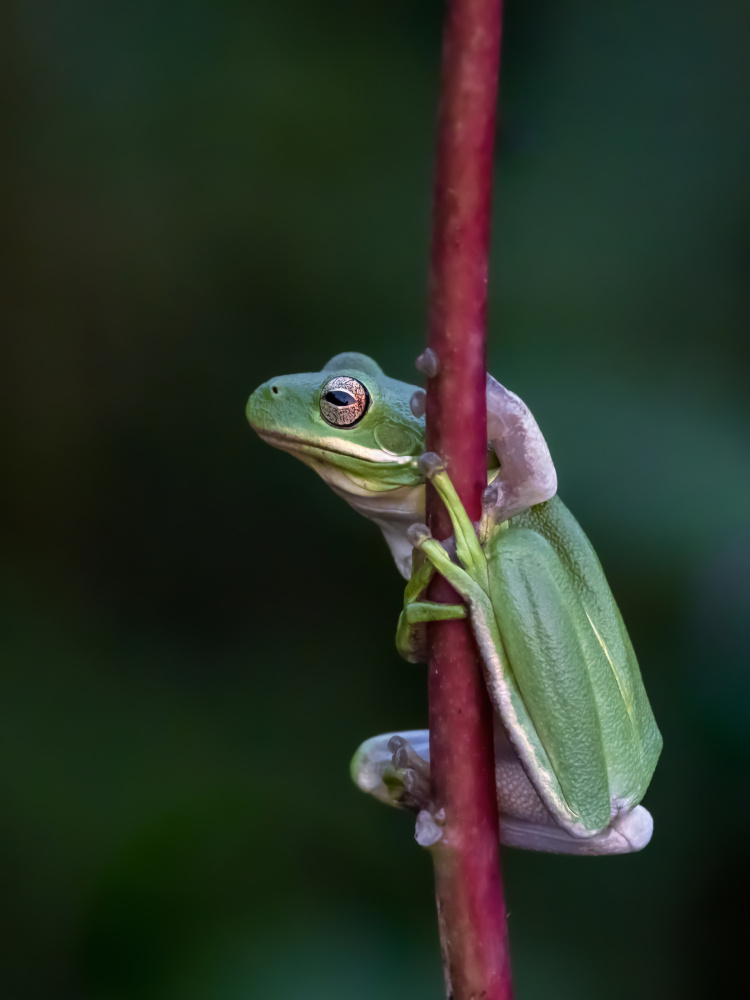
[424,1,512,997]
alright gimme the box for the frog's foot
[351,731,448,848]
[350,730,432,812]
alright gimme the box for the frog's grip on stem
[388,735,432,810]
[417,451,445,479]
[482,483,499,508]
[406,523,432,549]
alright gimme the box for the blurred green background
[2,1,749,997]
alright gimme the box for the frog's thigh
[493,725,652,854]
[488,528,612,835]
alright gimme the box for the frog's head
[246,352,425,498]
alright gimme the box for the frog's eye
[319,376,370,428]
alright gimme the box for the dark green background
[2,1,748,997]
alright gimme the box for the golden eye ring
[319,376,370,427]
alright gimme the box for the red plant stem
[424,1,512,998]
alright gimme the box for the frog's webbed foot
[350,731,432,812]
[350,731,446,847]
[387,735,432,811]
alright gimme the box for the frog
[246,352,662,854]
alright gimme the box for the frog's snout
[246,379,277,428]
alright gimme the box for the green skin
[247,352,662,855]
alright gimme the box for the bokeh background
[2,1,749,997]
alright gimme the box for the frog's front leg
[482,375,557,532]
[395,549,467,664]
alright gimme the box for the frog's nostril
[272,386,279,394]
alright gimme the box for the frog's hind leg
[493,728,653,855]
[351,728,653,855]
[404,523,594,841]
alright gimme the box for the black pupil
[324,390,356,407]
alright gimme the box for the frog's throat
[333,480,426,580]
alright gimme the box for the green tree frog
[246,352,662,855]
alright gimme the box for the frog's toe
[406,523,432,548]
[417,452,445,479]
[415,806,446,848]
[388,735,431,810]
[350,731,431,812]
[482,483,500,508]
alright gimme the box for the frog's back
[504,495,662,807]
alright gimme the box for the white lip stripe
[253,427,417,467]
